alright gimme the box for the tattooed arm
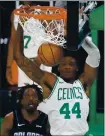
[14,24,56,88]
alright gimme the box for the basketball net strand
[18,7,66,47]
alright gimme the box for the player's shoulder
[1,112,14,131]
[4,112,14,121]
[38,111,48,120]
[40,111,47,116]
[2,112,14,127]
[56,76,65,83]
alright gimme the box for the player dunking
[6,1,52,87]
[14,13,100,135]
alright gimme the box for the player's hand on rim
[20,5,33,14]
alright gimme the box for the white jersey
[38,77,89,135]
[14,5,52,87]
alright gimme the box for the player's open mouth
[28,103,34,107]
[29,104,33,106]
[28,104,34,108]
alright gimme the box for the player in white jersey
[14,21,100,135]
[6,1,52,87]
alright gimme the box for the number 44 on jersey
[60,102,81,119]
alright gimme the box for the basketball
[38,42,64,66]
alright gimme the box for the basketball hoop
[14,6,67,47]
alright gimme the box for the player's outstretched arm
[14,24,56,89]
[79,36,100,88]
[6,12,17,85]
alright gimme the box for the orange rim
[13,6,67,20]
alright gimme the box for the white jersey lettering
[38,77,89,135]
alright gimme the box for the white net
[17,7,66,47]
